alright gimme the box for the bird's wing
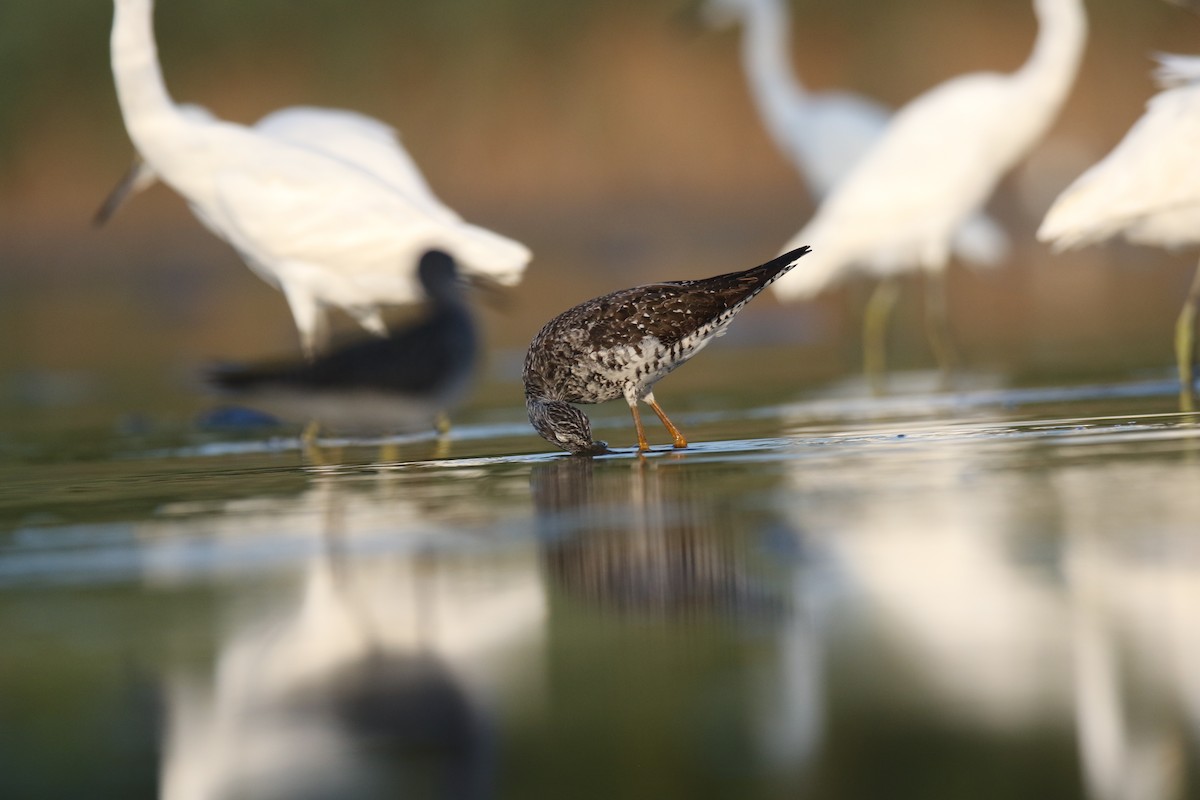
[253,106,454,219]
[210,154,452,295]
[950,212,1010,270]
[1038,82,1200,250]
[275,311,473,395]
[791,93,891,196]
[808,77,1014,253]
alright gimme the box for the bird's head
[526,396,610,456]
[416,249,465,303]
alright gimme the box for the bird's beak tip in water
[570,440,611,457]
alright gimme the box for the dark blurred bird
[209,250,476,437]
[523,246,811,455]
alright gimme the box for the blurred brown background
[3,0,1199,430]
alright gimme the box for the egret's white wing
[1039,81,1200,250]
[253,106,452,219]
[210,158,450,304]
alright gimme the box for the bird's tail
[748,245,812,286]
[772,225,847,301]
[694,245,812,305]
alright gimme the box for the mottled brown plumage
[523,246,811,454]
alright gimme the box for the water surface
[3,377,1199,799]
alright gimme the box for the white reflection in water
[136,476,545,800]
[774,431,1200,798]
[1059,463,1200,800]
[789,448,1068,729]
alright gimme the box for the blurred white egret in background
[95,105,438,227]
[772,0,1085,389]
[702,0,1007,260]
[1038,54,1200,410]
[108,0,531,358]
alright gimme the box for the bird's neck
[737,0,807,118]
[1015,0,1086,105]
[110,0,188,149]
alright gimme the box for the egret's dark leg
[646,394,687,449]
[628,401,651,451]
[924,270,959,390]
[864,277,900,396]
[1174,259,1200,411]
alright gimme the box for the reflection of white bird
[108,0,531,358]
[1038,53,1200,410]
[703,0,1008,263]
[774,0,1085,387]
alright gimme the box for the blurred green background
[3,0,1200,433]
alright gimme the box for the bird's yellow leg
[378,441,400,463]
[646,395,687,449]
[1174,262,1200,412]
[301,419,326,463]
[863,277,900,396]
[923,270,959,389]
[435,412,451,436]
[628,402,651,451]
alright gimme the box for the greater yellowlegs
[523,246,811,455]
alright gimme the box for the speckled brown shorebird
[523,246,811,455]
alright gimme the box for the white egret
[108,0,531,358]
[702,0,1009,269]
[95,105,442,227]
[772,0,1086,388]
[1038,53,1200,409]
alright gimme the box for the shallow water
[3,376,1200,799]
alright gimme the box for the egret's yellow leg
[863,277,900,396]
[628,402,651,452]
[924,271,958,389]
[1174,261,1200,412]
[647,396,687,449]
[435,412,452,436]
[301,419,326,463]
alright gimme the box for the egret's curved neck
[1016,0,1087,104]
[736,0,807,117]
[111,0,185,145]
